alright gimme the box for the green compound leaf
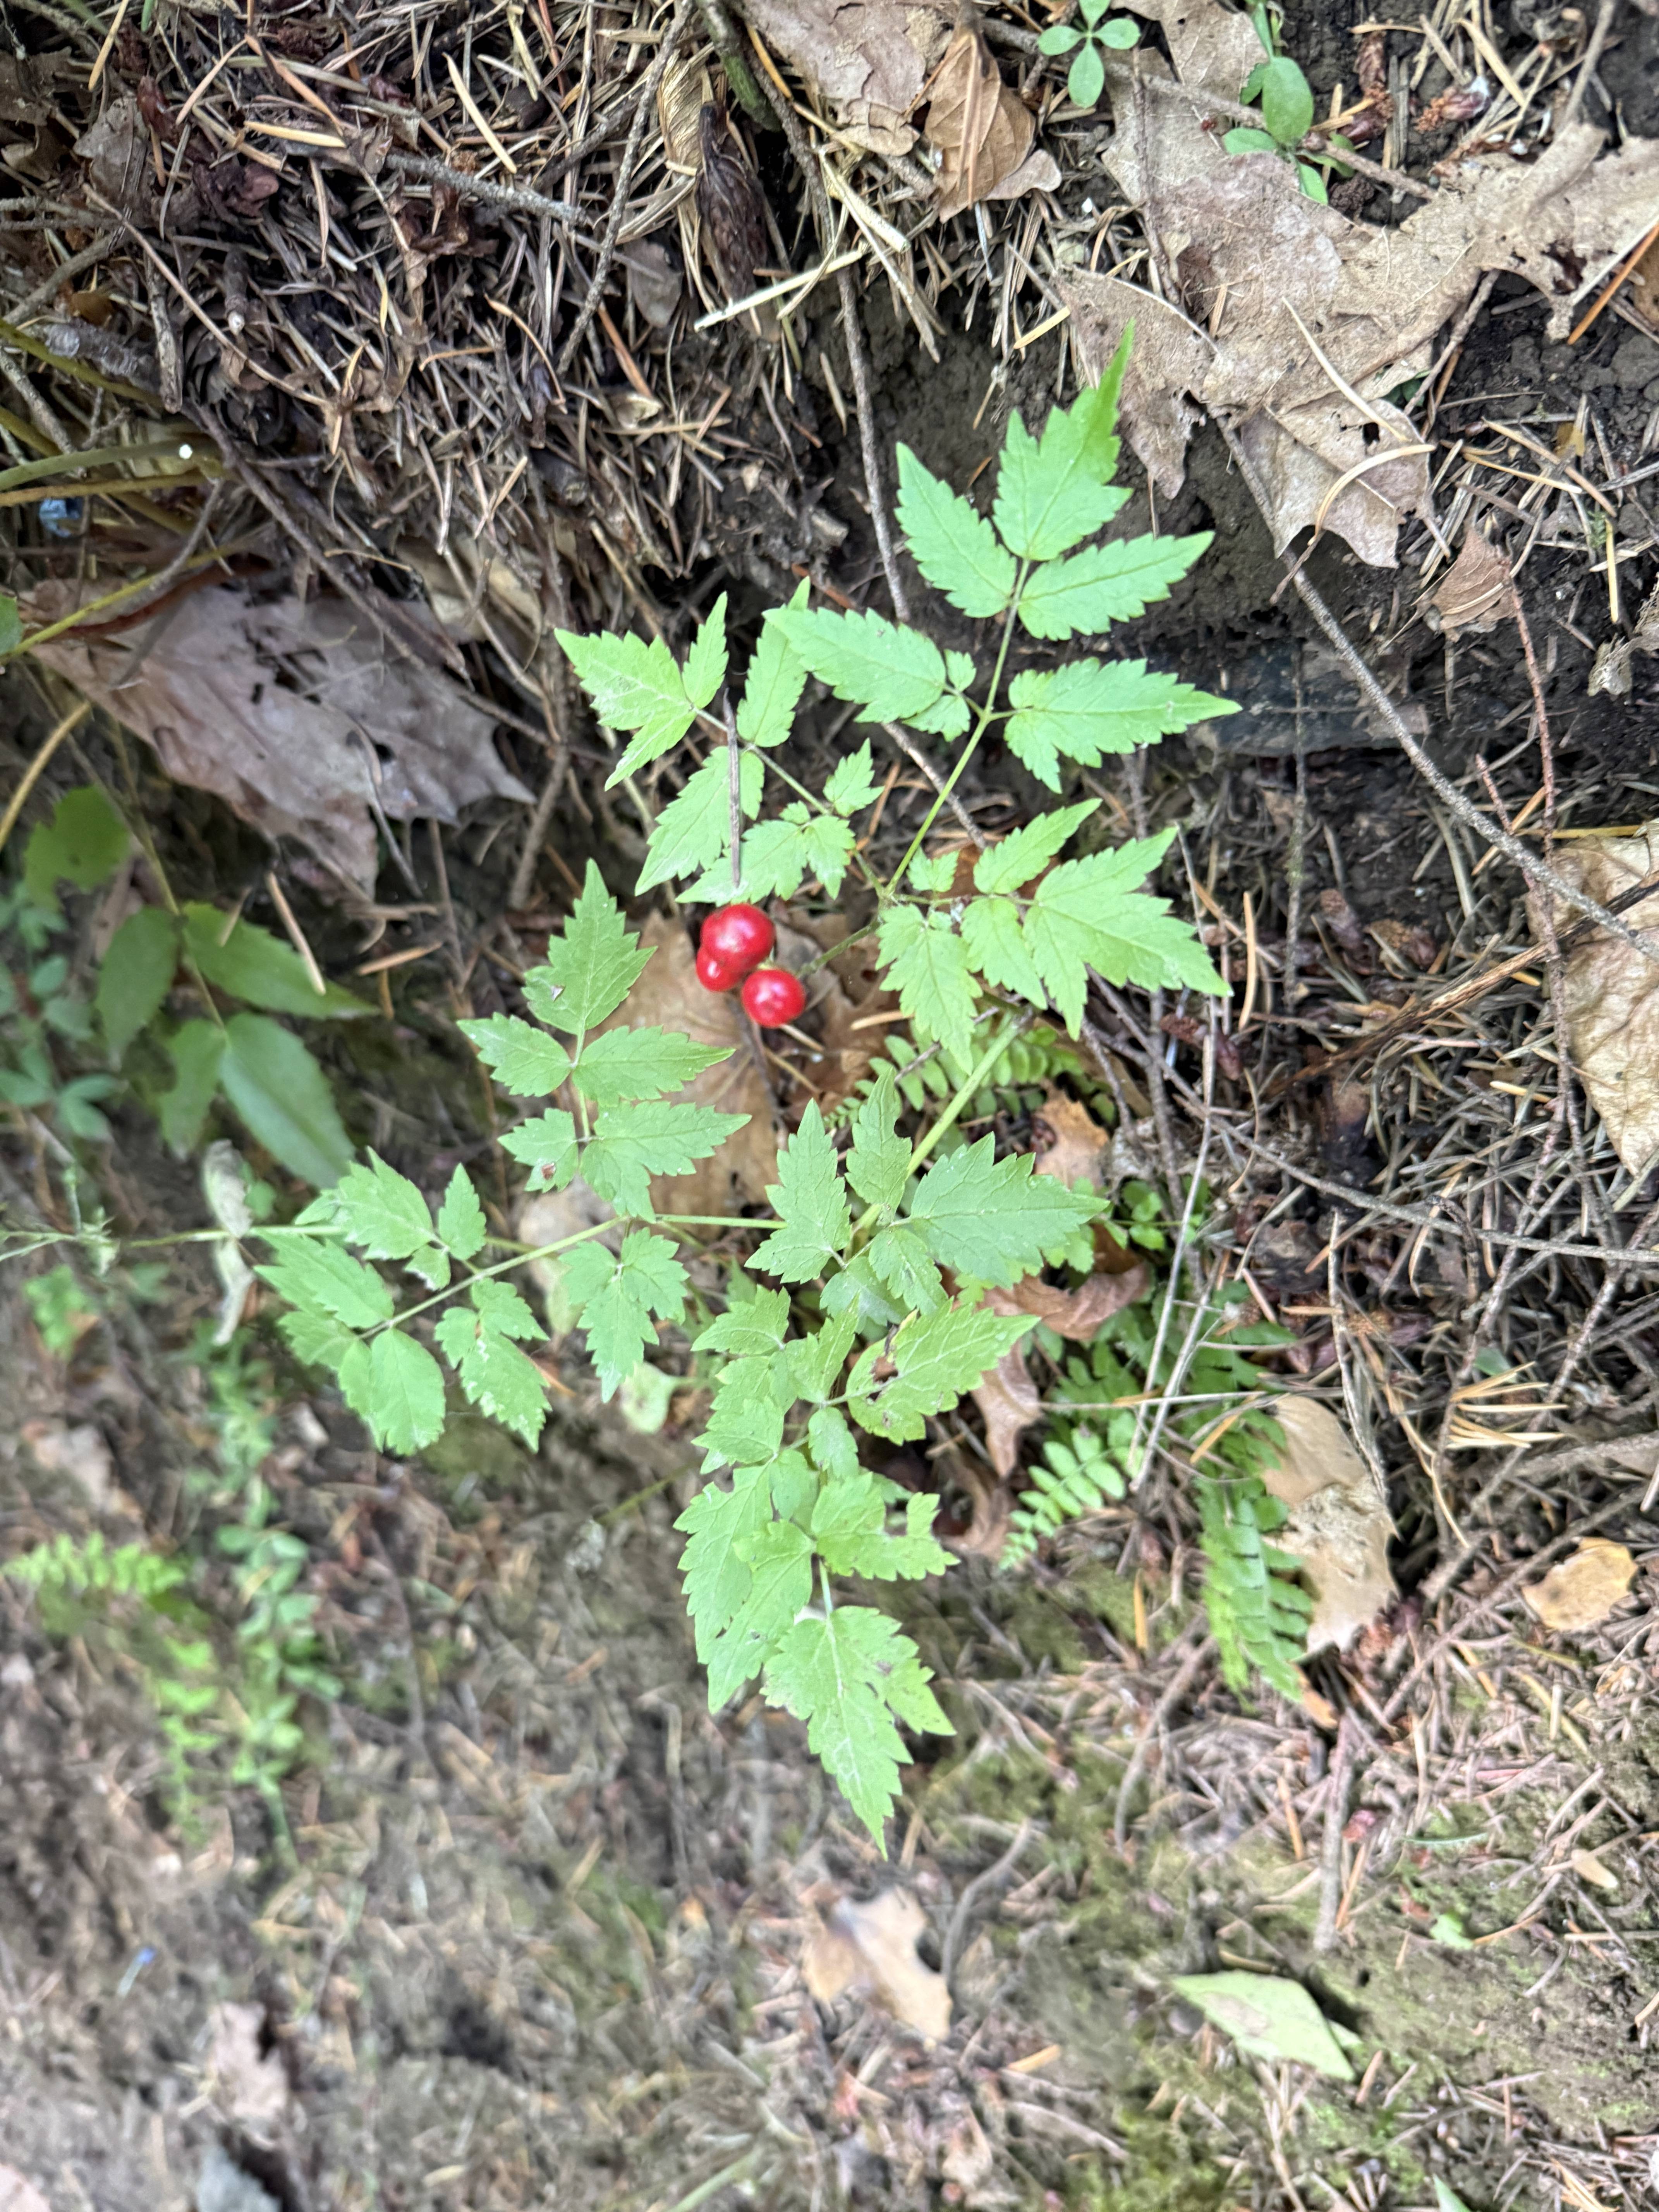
[736,580,809,748]
[811,1479,952,1581]
[847,1067,910,1212]
[1005,658,1238,788]
[895,444,1018,618]
[694,1283,792,1357]
[582,1099,749,1217]
[750,1102,851,1284]
[699,1352,790,1470]
[572,1025,732,1106]
[334,1152,447,1286]
[763,1607,951,1848]
[677,1462,772,1657]
[823,740,884,818]
[434,1280,548,1446]
[849,1301,1032,1442]
[158,1018,227,1155]
[560,1228,688,1398]
[366,1329,447,1455]
[256,1237,393,1330]
[436,1165,487,1260]
[24,785,129,918]
[731,808,858,902]
[992,342,1129,561]
[973,799,1098,895]
[499,1108,579,1192]
[1017,531,1213,641]
[524,862,653,1035]
[682,591,729,709]
[96,905,177,1060]
[773,605,948,726]
[866,1222,945,1313]
[459,1013,574,1097]
[637,746,762,893]
[557,606,724,785]
[1022,832,1225,1031]
[907,1135,1098,1285]
[705,1518,813,1711]
[219,1012,354,1187]
[182,905,369,1018]
[877,904,978,1064]
[960,893,1044,1003]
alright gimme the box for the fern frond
[1196,1469,1311,1700]
[1001,1425,1128,1566]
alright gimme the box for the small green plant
[1038,0,1140,110]
[256,336,1271,1847]
[1223,4,1353,201]
[1027,1284,1308,1694]
[6,1319,336,1831]
[2,783,369,1185]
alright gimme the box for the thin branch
[1215,416,1659,963]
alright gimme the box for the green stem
[881,580,1026,902]
[847,1013,1029,1242]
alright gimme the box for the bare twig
[1113,1633,1215,1851]
[881,722,977,839]
[382,151,582,228]
[1215,416,1659,963]
[1313,1714,1355,1954]
[1560,0,1621,127]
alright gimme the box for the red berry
[696,943,743,993]
[700,902,774,977]
[741,967,807,1027]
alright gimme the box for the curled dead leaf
[970,1344,1042,1484]
[1032,1084,1109,1188]
[802,1887,951,2040]
[1520,1538,1637,1634]
[1257,1398,1396,1654]
[1428,529,1511,635]
[742,0,942,145]
[984,1265,1151,1342]
[24,583,527,895]
[1527,824,1659,1180]
[922,17,1036,218]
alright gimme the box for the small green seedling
[1039,0,1140,109]
[1224,4,1352,201]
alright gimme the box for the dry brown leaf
[742,0,943,147]
[1258,1398,1396,1654]
[970,1344,1043,1482]
[0,2169,50,2212]
[1060,272,1209,500]
[1084,20,1659,569]
[1032,1084,1109,1188]
[206,2001,289,2131]
[1527,824,1659,1179]
[1570,1845,1619,1891]
[1520,1538,1638,1634]
[600,914,779,1213]
[1428,528,1512,635]
[922,20,1035,218]
[802,1888,951,2040]
[25,583,527,895]
[984,1265,1151,1341]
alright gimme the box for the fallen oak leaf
[1520,1538,1638,1634]
[802,1887,951,2040]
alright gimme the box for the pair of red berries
[695,904,807,1027]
